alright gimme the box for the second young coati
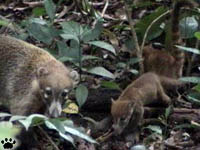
[143,0,196,78]
[111,72,184,142]
[0,35,79,118]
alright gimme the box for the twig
[124,2,144,74]
[23,1,44,8]
[101,0,109,18]
[141,10,171,53]
[38,126,60,150]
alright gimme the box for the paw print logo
[1,138,16,149]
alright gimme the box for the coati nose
[48,100,62,118]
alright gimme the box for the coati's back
[0,35,79,117]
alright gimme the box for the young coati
[111,72,184,142]
[143,0,196,78]
[0,35,79,118]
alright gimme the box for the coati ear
[69,70,79,85]
[37,67,49,77]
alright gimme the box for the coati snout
[34,66,79,118]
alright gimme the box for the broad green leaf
[187,93,200,105]
[27,23,53,44]
[180,77,200,83]
[60,34,80,44]
[29,18,47,25]
[82,55,101,61]
[128,58,143,65]
[82,19,103,42]
[45,120,74,144]
[145,125,162,135]
[176,45,200,54]
[88,41,116,55]
[61,21,83,37]
[63,124,97,144]
[44,0,56,21]
[135,6,168,41]
[32,7,46,17]
[195,32,200,40]
[193,84,200,92]
[129,69,139,75]
[87,67,115,79]
[180,16,198,39]
[0,113,11,118]
[101,81,120,90]
[9,115,26,122]
[75,84,88,108]
[165,105,173,119]
[0,19,9,26]
[19,114,47,130]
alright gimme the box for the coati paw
[1,138,16,149]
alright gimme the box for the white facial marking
[46,87,51,91]
[48,100,62,118]
[63,89,69,93]
[44,93,49,99]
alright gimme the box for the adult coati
[0,35,79,117]
[111,72,184,143]
[143,0,196,78]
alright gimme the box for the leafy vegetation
[0,0,200,149]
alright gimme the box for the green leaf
[32,7,46,17]
[128,58,143,65]
[9,115,26,122]
[0,19,9,26]
[187,92,200,105]
[101,81,120,90]
[176,45,200,54]
[87,67,115,79]
[82,19,103,42]
[45,120,74,144]
[44,0,56,21]
[75,84,88,108]
[129,69,139,75]
[27,23,53,44]
[82,55,101,61]
[60,34,80,44]
[145,125,162,135]
[180,16,198,39]
[29,18,47,25]
[0,113,11,118]
[88,41,116,55]
[135,6,168,41]
[61,21,83,37]
[19,114,47,130]
[193,84,200,92]
[165,105,173,119]
[180,77,200,83]
[63,123,97,144]
[194,32,200,40]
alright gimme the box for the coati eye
[45,87,52,96]
[61,89,69,97]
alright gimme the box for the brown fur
[143,0,196,78]
[111,72,184,139]
[0,35,79,117]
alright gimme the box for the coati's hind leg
[157,82,171,106]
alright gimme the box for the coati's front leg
[156,82,171,106]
